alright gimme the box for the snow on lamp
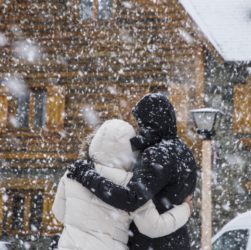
[190,108,223,139]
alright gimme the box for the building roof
[179,0,251,62]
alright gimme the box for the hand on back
[184,195,193,215]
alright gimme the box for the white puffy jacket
[52,119,190,250]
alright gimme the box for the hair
[78,127,99,161]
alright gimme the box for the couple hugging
[52,93,197,250]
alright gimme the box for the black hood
[130,93,177,150]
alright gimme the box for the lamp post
[190,108,223,250]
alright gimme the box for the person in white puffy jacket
[52,119,192,250]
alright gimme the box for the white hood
[88,119,136,171]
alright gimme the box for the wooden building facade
[0,0,250,248]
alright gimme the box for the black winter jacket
[73,93,197,250]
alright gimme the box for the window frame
[10,191,25,232]
[1,84,65,135]
[32,88,47,129]
[0,179,61,237]
[16,94,30,129]
[7,87,48,132]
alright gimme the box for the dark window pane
[34,90,47,128]
[98,0,112,19]
[12,193,25,231]
[213,229,249,250]
[16,95,30,128]
[29,190,43,232]
[80,0,93,19]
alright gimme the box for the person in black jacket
[68,93,197,250]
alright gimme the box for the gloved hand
[130,128,161,151]
[67,159,95,184]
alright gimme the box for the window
[34,90,47,128]
[98,0,112,19]
[213,229,249,250]
[0,85,65,132]
[80,0,112,20]
[0,179,62,237]
[16,94,30,128]
[12,89,47,129]
[80,0,93,19]
[2,189,44,235]
[29,191,43,232]
[11,192,25,231]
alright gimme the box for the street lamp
[191,108,223,139]
[190,108,223,250]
